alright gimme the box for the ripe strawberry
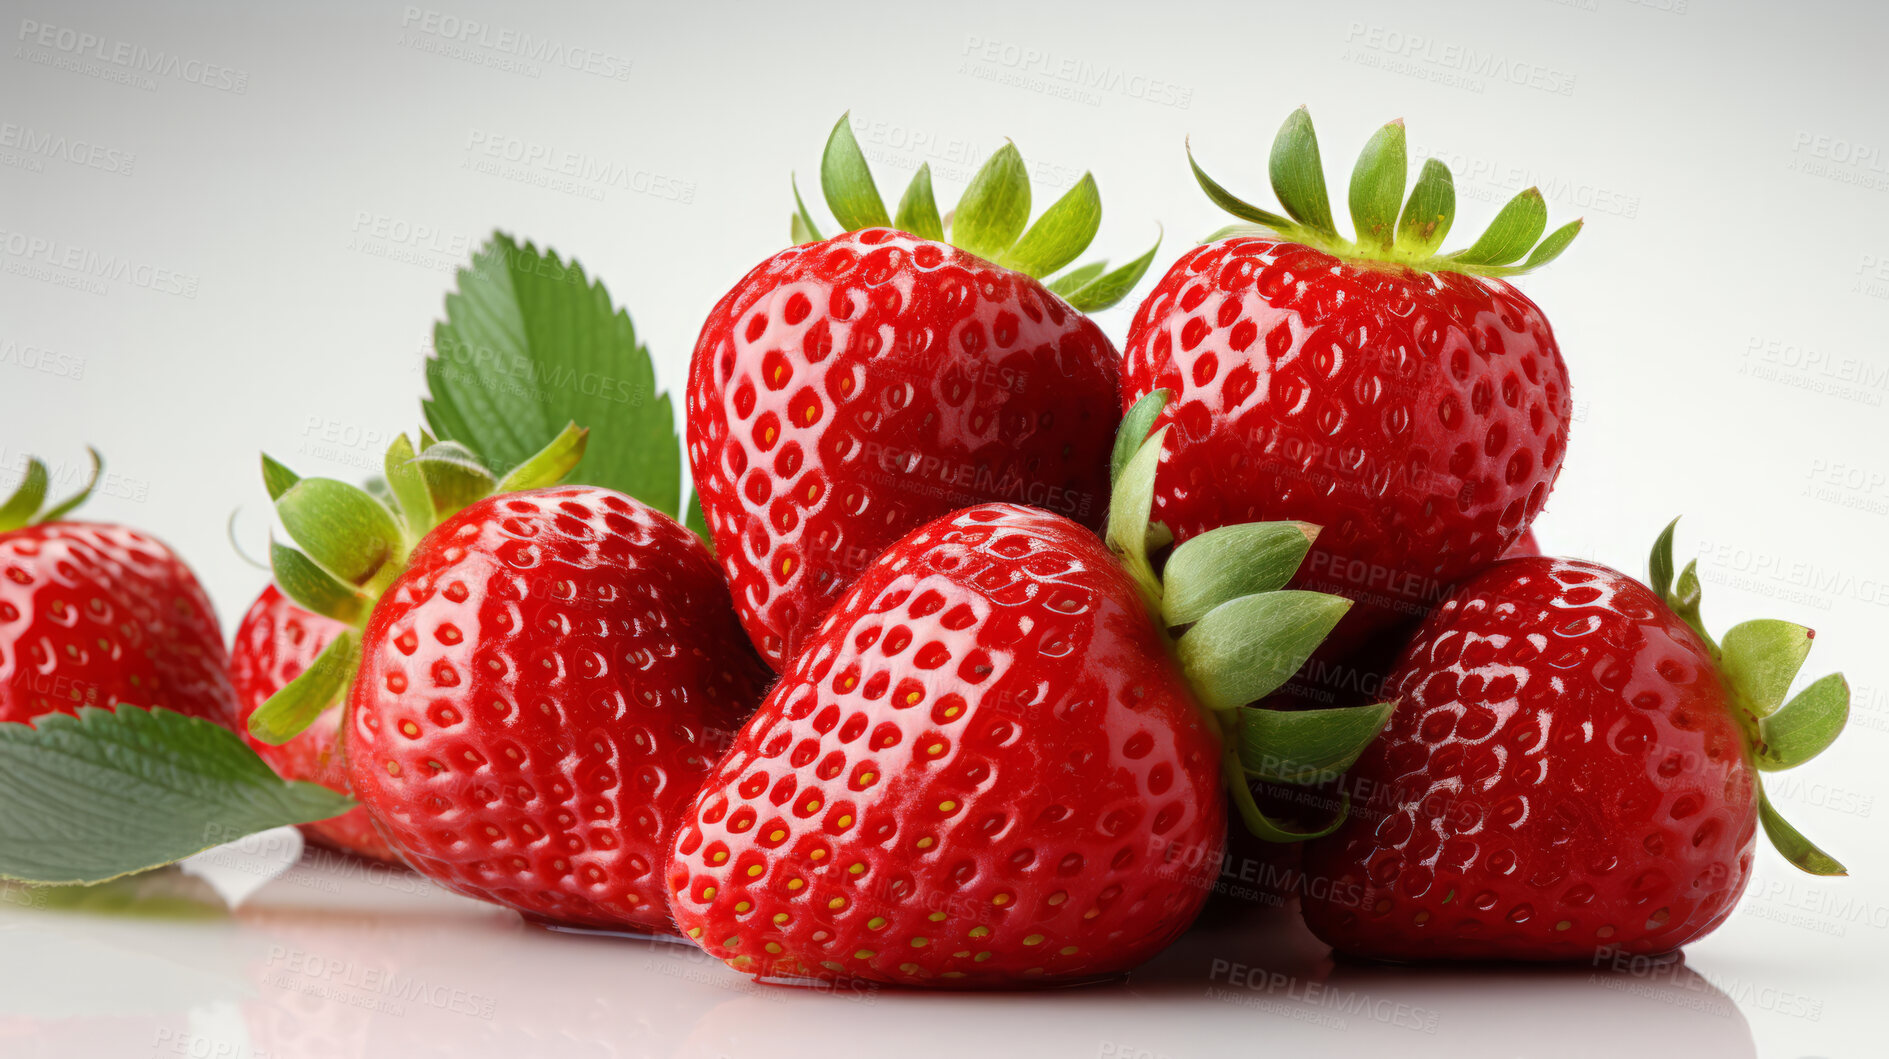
[689,115,1159,670]
[1301,522,1849,960]
[668,395,1393,986]
[231,585,398,863]
[0,452,234,726]
[248,427,769,932]
[1124,110,1578,644]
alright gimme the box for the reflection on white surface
[0,854,1811,1059]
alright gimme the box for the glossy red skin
[0,521,234,726]
[1123,237,1570,644]
[688,228,1123,671]
[668,503,1225,987]
[231,585,400,863]
[1301,557,1757,960]
[345,486,771,931]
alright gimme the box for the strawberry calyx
[1648,518,1850,876]
[1189,107,1582,278]
[0,448,103,532]
[1106,391,1395,842]
[246,424,588,745]
[789,112,1161,311]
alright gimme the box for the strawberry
[231,585,398,863]
[688,115,1160,670]
[667,394,1393,986]
[1301,521,1850,960]
[247,427,769,932]
[0,451,234,727]
[1123,110,1578,645]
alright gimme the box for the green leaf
[1104,425,1168,612]
[1758,789,1847,876]
[410,440,498,520]
[790,174,823,244]
[0,457,48,532]
[893,163,945,242]
[819,113,891,232]
[1236,701,1395,785]
[269,540,370,626]
[37,448,102,524]
[1347,120,1406,251]
[1224,744,1348,842]
[1648,517,1680,602]
[1111,389,1170,486]
[999,173,1101,279]
[1268,107,1337,238]
[1187,140,1292,230]
[495,422,588,494]
[1175,591,1351,711]
[0,707,356,885]
[383,434,433,539]
[1395,158,1455,257]
[274,478,405,592]
[248,632,359,745]
[1162,522,1318,626]
[1061,231,1161,313]
[260,454,300,503]
[1719,619,1814,716]
[424,232,682,515]
[952,142,1032,261]
[1672,559,1710,648]
[1450,187,1547,267]
[1759,673,1849,771]
[1519,219,1583,271]
[1046,260,1107,298]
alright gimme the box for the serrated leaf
[952,142,1032,261]
[248,632,359,745]
[1046,260,1107,298]
[0,707,355,885]
[893,163,945,242]
[1720,619,1814,715]
[1237,701,1395,785]
[269,540,369,626]
[1269,107,1337,238]
[999,173,1101,279]
[1187,140,1292,230]
[1176,591,1351,711]
[1162,522,1319,626]
[1111,389,1170,486]
[1759,673,1849,771]
[274,478,404,591]
[1395,158,1455,257]
[0,457,48,531]
[820,114,891,232]
[1759,789,1847,876]
[1062,231,1162,313]
[1347,120,1406,251]
[1450,187,1547,266]
[424,232,682,515]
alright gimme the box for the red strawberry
[231,585,398,863]
[247,428,770,932]
[689,115,1159,670]
[1503,527,1542,559]
[667,397,1391,985]
[0,452,234,726]
[1124,110,1577,645]
[1301,522,1849,960]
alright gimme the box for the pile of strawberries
[0,110,1849,984]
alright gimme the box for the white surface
[2,1,1886,1056]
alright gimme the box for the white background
[3,1,1886,1056]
